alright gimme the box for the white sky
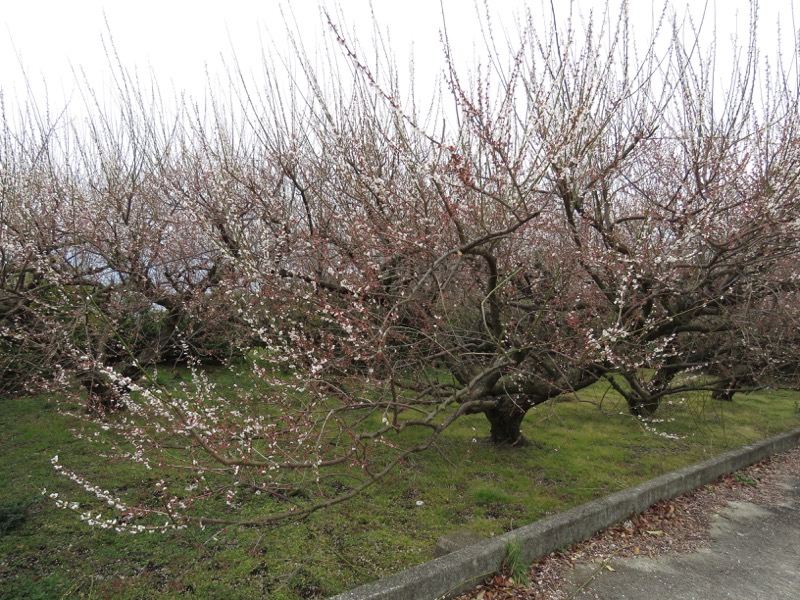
[1,0,797,116]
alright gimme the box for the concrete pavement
[564,477,800,599]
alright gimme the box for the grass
[503,537,530,586]
[1,373,799,599]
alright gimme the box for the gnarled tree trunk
[483,403,528,446]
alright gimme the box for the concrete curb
[330,427,800,600]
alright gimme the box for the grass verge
[1,375,798,599]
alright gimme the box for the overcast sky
[1,0,797,115]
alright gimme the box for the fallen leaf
[605,564,615,572]
[646,530,665,536]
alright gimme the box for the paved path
[564,477,800,599]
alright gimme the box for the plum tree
[1,0,798,526]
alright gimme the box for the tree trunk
[484,405,527,446]
[627,395,660,418]
[82,378,128,413]
[711,389,735,401]
[713,374,758,401]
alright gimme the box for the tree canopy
[1,0,798,526]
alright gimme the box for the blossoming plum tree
[1,0,798,527]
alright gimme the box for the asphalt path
[563,476,800,599]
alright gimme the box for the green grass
[503,537,530,586]
[1,375,799,599]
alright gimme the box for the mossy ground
[1,374,798,599]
